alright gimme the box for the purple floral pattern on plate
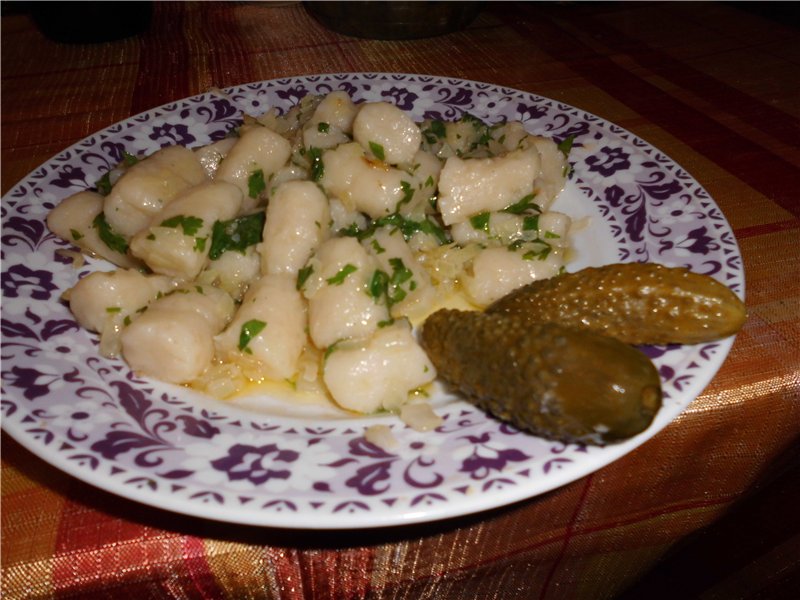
[1,73,744,529]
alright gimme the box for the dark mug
[30,1,153,43]
[304,1,483,40]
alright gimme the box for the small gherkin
[421,309,662,444]
[488,262,746,345]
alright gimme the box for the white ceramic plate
[0,73,744,529]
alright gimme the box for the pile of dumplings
[47,91,574,414]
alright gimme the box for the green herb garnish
[208,211,266,260]
[522,215,540,231]
[423,120,446,144]
[238,319,267,353]
[339,212,450,246]
[461,113,491,148]
[368,269,390,301]
[96,172,113,196]
[323,340,342,362]
[247,169,266,199]
[370,239,386,254]
[469,212,491,233]
[308,147,324,182]
[503,194,541,215]
[160,215,204,236]
[369,141,386,162]
[557,134,577,178]
[326,264,358,285]
[92,212,128,254]
[317,122,330,133]
[522,242,552,261]
[296,265,314,291]
[397,180,414,208]
[557,134,576,157]
[369,259,416,308]
[122,151,140,167]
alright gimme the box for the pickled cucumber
[488,262,746,345]
[420,309,662,444]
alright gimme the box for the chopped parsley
[317,122,330,133]
[557,134,577,157]
[368,258,416,308]
[238,319,266,353]
[502,194,541,215]
[95,172,113,196]
[461,113,491,148]
[469,212,491,233]
[70,229,83,241]
[423,120,446,144]
[522,214,540,231]
[160,215,204,236]
[326,264,358,285]
[122,151,139,167]
[340,212,449,246]
[323,339,342,362]
[557,134,577,178]
[522,242,552,261]
[92,212,128,254]
[208,211,266,260]
[369,141,386,162]
[397,180,414,209]
[370,239,386,254]
[308,147,324,182]
[95,152,139,196]
[296,265,314,290]
[247,169,266,199]
[368,269,390,301]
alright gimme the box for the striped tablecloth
[2,2,798,598]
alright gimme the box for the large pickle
[488,262,746,345]
[420,309,662,444]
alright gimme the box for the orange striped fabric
[2,2,798,599]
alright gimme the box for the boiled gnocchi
[49,91,577,415]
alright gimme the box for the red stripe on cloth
[539,474,594,600]
[299,547,376,598]
[734,218,800,239]
[368,488,741,597]
[182,536,227,599]
[266,547,306,600]
[494,5,800,219]
[51,498,184,597]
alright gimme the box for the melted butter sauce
[217,289,478,417]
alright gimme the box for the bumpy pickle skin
[487,262,746,345]
[420,310,662,444]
